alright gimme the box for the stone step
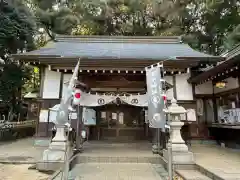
[195,164,237,180]
[176,169,212,180]
[53,163,168,180]
[75,155,164,164]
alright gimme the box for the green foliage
[0,0,36,120]
[22,66,40,95]
[225,24,240,50]
[0,0,36,55]
[33,0,240,55]
[0,60,31,104]
[33,0,192,37]
[35,5,79,38]
[183,0,240,55]
[0,59,31,120]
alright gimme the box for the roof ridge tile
[55,35,181,44]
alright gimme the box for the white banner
[118,94,148,107]
[80,92,148,107]
[146,64,165,130]
[80,93,116,107]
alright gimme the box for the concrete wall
[175,73,193,100]
[195,81,213,94]
[42,68,61,99]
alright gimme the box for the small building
[189,44,240,148]
[12,35,223,142]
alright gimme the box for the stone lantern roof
[164,98,186,114]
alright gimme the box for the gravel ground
[0,164,50,180]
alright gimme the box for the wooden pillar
[237,74,240,108]
[116,111,119,138]
[212,81,218,123]
[59,72,64,99]
[203,98,208,124]
[173,75,177,99]
[39,66,45,99]
[95,108,101,140]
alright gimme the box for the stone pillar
[163,98,194,164]
[50,125,67,146]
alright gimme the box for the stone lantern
[37,61,87,171]
[163,98,194,164]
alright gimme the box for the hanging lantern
[215,81,226,89]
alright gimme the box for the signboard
[82,108,96,125]
[39,110,49,123]
[146,64,165,130]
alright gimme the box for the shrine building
[189,44,240,148]
[12,35,223,142]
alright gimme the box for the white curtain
[80,92,148,107]
[80,92,116,107]
[118,94,148,107]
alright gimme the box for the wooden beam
[82,74,145,82]
[86,81,145,88]
[188,58,239,84]
[90,88,146,92]
[20,58,201,69]
[214,87,240,97]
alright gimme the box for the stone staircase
[176,169,212,180]
[50,141,221,180]
[75,154,163,164]
[64,142,170,180]
[72,153,216,180]
[175,164,226,180]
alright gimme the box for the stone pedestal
[37,125,73,171]
[163,149,194,164]
[163,121,194,164]
[163,99,195,164]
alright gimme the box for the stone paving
[0,164,49,180]
[1,138,240,179]
[0,138,45,163]
[191,144,240,179]
[0,138,49,180]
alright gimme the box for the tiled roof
[188,45,240,83]
[13,35,218,60]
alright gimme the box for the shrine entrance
[87,99,151,142]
